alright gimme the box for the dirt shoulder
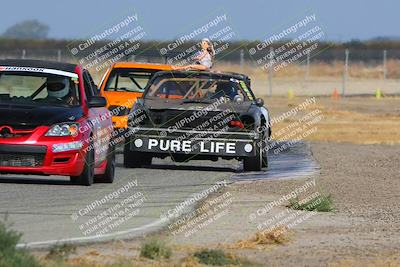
[166,141,400,267]
[32,96,400,266]
[166,96,400,266]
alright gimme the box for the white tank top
[199,52,212,69]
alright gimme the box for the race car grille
[147,110,238,129]
[1,125,36,131]
[0,145,47,167]
[0,133,31,139]
[0,125,36,139]
[0,153,45,167]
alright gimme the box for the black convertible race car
[124,71,271,171]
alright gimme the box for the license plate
[131,137,255,157]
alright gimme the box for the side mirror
[88,96,107,108]
[256,98,264,107]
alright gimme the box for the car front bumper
[0,141,87,177]
[127,127,259,158]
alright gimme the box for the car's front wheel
[124,141,152,168]
[261,136,269,168]
[71,143,95,186]
[262,151,269,168]
[95,145,115,183]
[243,142,262,172]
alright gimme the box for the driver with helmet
[46,76,76,105]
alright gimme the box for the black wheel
[69,175,79,184]
[262,136,269,168]
[95,145,115,183]
[141,154,152,166]
[72,143,95,186]
[123,141,152,168]
[262,150,269,168]
[123,141,136,168]
[243,142,262,172]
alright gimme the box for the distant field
[213,61,400,96]
[265,96,400,144]
[215,59,400,79]
[1,51,398,96]
[91,61,400,96]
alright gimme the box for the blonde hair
[202,38,215,58]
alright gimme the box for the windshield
[104,69,157,93]
[145,75,250,102]
[0,72,80,107]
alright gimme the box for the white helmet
[47,77,70,98]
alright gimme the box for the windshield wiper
[181,99,212,104]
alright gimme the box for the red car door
[83,71,112,166]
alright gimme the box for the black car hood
[0,104,84,127]
[143,99,253,113]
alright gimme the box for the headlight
[52,141,83,153]
[46,123,79,137]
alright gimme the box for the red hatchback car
[0,60,115,186]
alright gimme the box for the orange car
[99,62,172,129]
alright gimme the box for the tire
[69,175,79,184]
[262,151,269,168]
[70,142,95,186]
[262,136,269,168]
[95,145,115,183]
[243,141,262,172]
[123,141,152,168]
[123,141,136,168]
[140,154,152,166]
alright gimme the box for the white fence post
[305,51,310,81]
[342,49,349,96]
[268,47,273,96]
[240,49,244,72]
[383,49,387,80]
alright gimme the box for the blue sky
[0,0,397,41]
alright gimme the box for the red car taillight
[229,120,244,129]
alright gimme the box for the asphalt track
[0,141,318,248]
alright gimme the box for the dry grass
[222,227,289,250]
[49,257,175,267]
[305,109,400,144]
[267,97,400,144]
[178,256,202,267]
[42,247,252,267]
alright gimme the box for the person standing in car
[173,38,215,71]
